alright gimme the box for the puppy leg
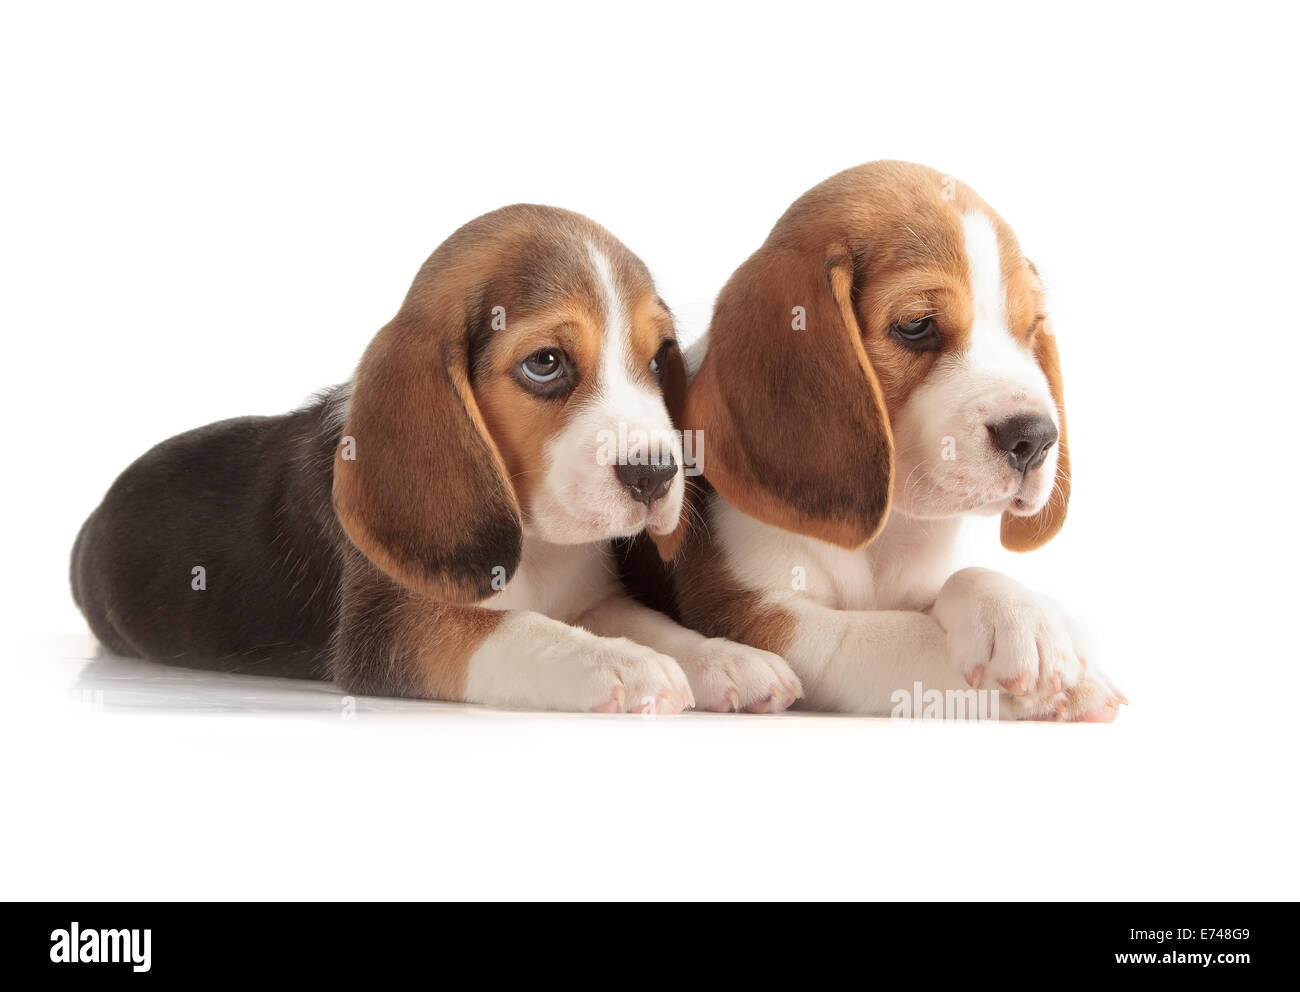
[780,601,976,715]
[677,586,969,715]
[931,567,1125,720]
[577,595,801,713]
[331,564,692,713]
[751,598,1121,721]
[464,610,693,713]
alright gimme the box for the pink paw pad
[707,690,739,713]
[1079,704,1119,723]
[656,691,687,715]
[590,688,625,714]
[1000,673,1033,695]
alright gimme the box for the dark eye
[890,317,941,350]
[649,340,676,380]
[522,349,563,382]
[517,348,574,397]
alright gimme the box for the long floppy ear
[675,244,894,550]
[647,338,690,561]
[333,312,523,603]
[1001,326,1070,551]
[658,337,689,432]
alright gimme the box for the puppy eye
[890,317,942,350]
[521,349,564,382]
[649,340,676,380]
[893,317,933,339]
[517,348,574,397]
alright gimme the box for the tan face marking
[334,204,688,603]
[676,160,1071,553]
[882,195,1060,521]
[852,181,1046,418]
[475,293,679,514]
[475,304,604,512]
[468,232,684,543]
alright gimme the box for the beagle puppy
[654,161,1125,720]
[71,205,800,713]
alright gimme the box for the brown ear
[333,313,522,603]
[675,244,894,550]
[658,337,689,432]
[648,338,690,561]
[1001,327,1070,551]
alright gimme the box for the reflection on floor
[67,643,445,716]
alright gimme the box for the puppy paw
[584,638,694,715]
[932,567,1084,697]
[675,638,802,713]
[1011,666,1128,722]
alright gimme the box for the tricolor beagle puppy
[654,161,1125,720]
[71,205,801,713]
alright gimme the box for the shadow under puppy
[71,205,800,713]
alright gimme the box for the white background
[2,1,1297,900]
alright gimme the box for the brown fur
[666,243,895,554]
[1001,325,1070,551]
[663,160,1069,559]
[475,303,605,512]
[331,205,685,696]
[669,482,797,655]
[330,545,508,699]
[73,203,682,702]
[334,204,676,603]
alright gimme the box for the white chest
[480,537,618,622]
[711,497,960,611]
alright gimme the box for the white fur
[711,498,965,713]
[479,537,616,621]
[463,606,690,714]
[710,489,1119,720]
[524,244,684,545]
[703,211,1121,721]
[574,590,800,713]
[891,212,1060,520]
[683,332,710,378]
[465,534,800,713]
[460,246,795,715]
[320,380,353,434]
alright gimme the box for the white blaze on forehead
[586,242,665,418]
[587,242,630,397]
[962,212,1007,329]
[527,243,682,544]
[958,211,1047,397]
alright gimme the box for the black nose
[987,414,1058,473]
[615,457,678,506]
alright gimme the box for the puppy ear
[658,338,689,433]
[648,339,690,561]
[679,244,894,550]
[1001,326,1070,551]
[333,313,523,603]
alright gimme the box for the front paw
[584,638,694,715]
[1010,668,1128,722]
[932,567,1084,697]
[675,639,802,713]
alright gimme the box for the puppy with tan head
[658,161,1124,720]
[71,205,800,713]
